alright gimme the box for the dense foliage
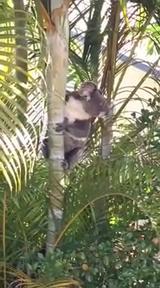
[1,161,160,287]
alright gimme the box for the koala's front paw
[61,159,69,170]
[55,122,64,132]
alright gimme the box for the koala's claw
[55,123,64,132]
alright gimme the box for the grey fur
[43,81,109,169]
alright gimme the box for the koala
[42,81,109,170]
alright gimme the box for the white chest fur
[65,97,90,123]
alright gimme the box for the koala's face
[78,81,109,118]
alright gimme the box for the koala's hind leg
[65,147,83,170]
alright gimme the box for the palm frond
[0,2,46,192]
[0,263,81,288]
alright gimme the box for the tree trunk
[100,0,121,159]
[43,0,69,253]
[95,1,121,224]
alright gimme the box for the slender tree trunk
[14,0,28,122]
[43,0,69,253]
[95,1,121,223]
[100,0,121,158]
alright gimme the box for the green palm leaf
[0,2,46,192]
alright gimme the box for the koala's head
[78,81,109,118]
